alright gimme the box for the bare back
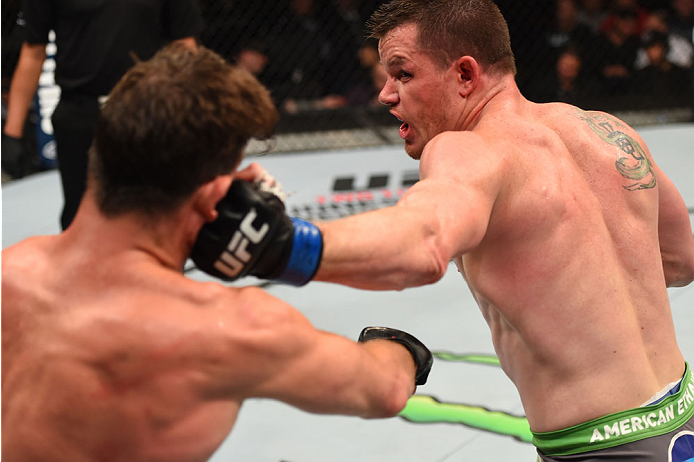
[1,237,246,462]
[2,225,419,462]
[454,102,684,431]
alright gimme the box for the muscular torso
[1,240,243,462]
[450,103,684,431]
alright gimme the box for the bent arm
[653,163,694,287]
[314,133,502,290]
[3,43,46,137]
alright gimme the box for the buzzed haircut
[367,0,517,75]
[89,43,278,217]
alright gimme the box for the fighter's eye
[397,71,412,81]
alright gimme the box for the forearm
[259,331,418,419]
[314,207,449,290]
[4,44,46,137]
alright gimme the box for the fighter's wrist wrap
[358,327,433,386]
[191,180,322,286]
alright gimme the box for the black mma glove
[191,179,323,286]
[358,327,433,386]
[1,133,26,178]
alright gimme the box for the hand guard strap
[279,218,323,285]
[358,326,433,386]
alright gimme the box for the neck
[64,192,203,272]
[456,74,522,132]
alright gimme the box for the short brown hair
[367,0,516,75]
[89,43,278,217]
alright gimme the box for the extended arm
[206,287,426,418]
[3,43,46,138]
[192,133,503,290]
[314,132,503,290]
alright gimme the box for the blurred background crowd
[2,0,693,181]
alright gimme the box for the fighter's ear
[455,56,480,97]
[194,175,233,222]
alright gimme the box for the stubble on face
[379,26,458,160]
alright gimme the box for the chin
[404,141,423,160]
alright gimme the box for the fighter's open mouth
[399,122,410,139]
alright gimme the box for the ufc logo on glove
[214,208,269,278]
[192,180,323,286]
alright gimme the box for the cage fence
[2,0,693,164]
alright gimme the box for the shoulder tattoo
[573,110,656,191]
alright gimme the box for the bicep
[397,176,496,258]
[407,134,503,256]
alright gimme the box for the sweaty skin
[313,23,694,433]
[1,192,417,462]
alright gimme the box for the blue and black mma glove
[191,179,323,286]
[358,327,434,386]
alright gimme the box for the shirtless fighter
[1,43,433,462]
[193,1,694,460]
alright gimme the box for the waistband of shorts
[532,362,694,456]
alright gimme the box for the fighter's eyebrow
[383,56,407,68]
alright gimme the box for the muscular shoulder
[181,283,310,349]
[420,131,506,179]
[171,284,315,394]
[221,285,307,331]
[2,236,53,284]
[539,104,644,147]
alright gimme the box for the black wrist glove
[358,326,433,386]
[191,179,323,286]
[1,133,27,178]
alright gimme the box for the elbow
[420,233,449,285]
[663,253,694,287]
[685,256,694,286]
[369,376,412,418]
[398,228,448,289]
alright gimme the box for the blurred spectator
[344,38,383,106]
[669,0,694,41]
[198,1,278,64]
[3,1,202,229]
[636,10,693,69]
[577,0,609,32]
[496,0,557,97]
[262,0,356,111]
[600,0,651,36]
[546,0,597,59]
[527,0,598,98]
[633,30,694,106]
[344,61,387,107]
[531,47,603,106]
[333,0,381,44]
[594,8,641,94]
[235,40,270,77]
